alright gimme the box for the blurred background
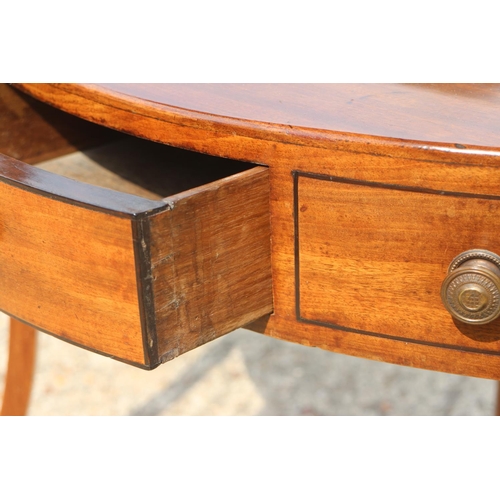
[0,312,497,416]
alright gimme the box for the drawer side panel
[150,167,273,362]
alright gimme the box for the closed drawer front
[293,168,500,376]
[0,137,272,369]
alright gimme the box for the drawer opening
[0,127,272,369]
[35,135,260,200]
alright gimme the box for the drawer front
[0,154,157,366]
[295,171,500,353]
[0,152,272,369]
[266,146,500,380]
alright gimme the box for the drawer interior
[1,82,258,200]
[35,135,258,200]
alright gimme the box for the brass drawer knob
[441,250,500,325]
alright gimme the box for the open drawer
[0,136,272,369]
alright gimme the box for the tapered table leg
[1,318,36,416]
[496,382,500,416]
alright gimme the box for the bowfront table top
[15,83,500,151]
[4,83,500,382]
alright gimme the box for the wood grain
[14,83,500,150]
[496,383,500,416]
[150,167,273,362]
[12,83,500,379]
[0,153,150,366]
[296,172,500,351]
[35,139,271,365]
[0,136,272,368]
[265,147,500,380]
[0,84,117,164]
[1,318,36,416]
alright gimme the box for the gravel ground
[0,312,497,415]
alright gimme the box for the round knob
[441,250,500,325]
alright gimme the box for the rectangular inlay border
[292,170,500,356]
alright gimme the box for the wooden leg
[1,318,36,416]
[496,382,500,416]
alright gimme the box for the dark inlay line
[293,170,500,200]
[132,218,159,369]
[0,154,167,219]
[293,171,301,321]
[292,169,500,356]
[297,315,500,357]
[0,308,153,370]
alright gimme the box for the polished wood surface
[150,167,272,363]
[296,172,500,366]
[267,147,500,379]
[496,383,500,416]
[0,133,272,368]
[15,83,500,150]
[8,83,500,380]
[1,318,36,416]
[0,84,117,164]
[0,153,148,366]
